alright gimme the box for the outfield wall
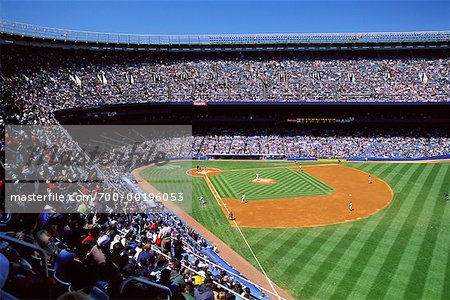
[345,154,450,161]
[195,154,450,162]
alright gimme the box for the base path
[212,164,394,228]
[132,165,293,300]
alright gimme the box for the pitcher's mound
[252,178,276,185]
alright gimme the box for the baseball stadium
[1,3,450,299]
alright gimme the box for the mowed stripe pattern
[184,162,450,300]
[141,162,450,300]
[239,163,450,299]
[209,168,333,200]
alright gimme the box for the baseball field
[139,160,450,299]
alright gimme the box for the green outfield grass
[141,161,450,300]
[210,167,333,201]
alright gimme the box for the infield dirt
[193,164,393,228]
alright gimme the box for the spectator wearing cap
[109,220,118,237]
[158,268,181,296]
[181,281,196,300]
[194,276,214,300]
[115,218,128,236]
[109,242,129,272]
[34,216,61,259]
[169,260,184,287]
[217,291,227,300]
[109,234,121,250]
[54,247,77,282]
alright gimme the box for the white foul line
[204,174,282,300]
[203,175,222,206]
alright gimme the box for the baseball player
[241,194,247,204]
[349,201,354,212]
[228,211,235,220]
[255,173,260,181]
[299,165,303,172]
[444,192,449,201]
[199,196,206,207]
[368,175,372,184]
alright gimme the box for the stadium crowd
[5,125,148,214]
[1,46,449,110]
[1,44,449,300]
[2,123,264,299]
[193,128,450,158]
[0,212,257,299]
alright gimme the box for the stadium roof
[2,19,450,45]
[2,19,450,52]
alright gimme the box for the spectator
[195,276,214,300]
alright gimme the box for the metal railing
[152,246,270,299]
[1,19,449,46]
[119,277,171,299]
[0,233,49,277]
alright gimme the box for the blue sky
[1,1,449,34]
